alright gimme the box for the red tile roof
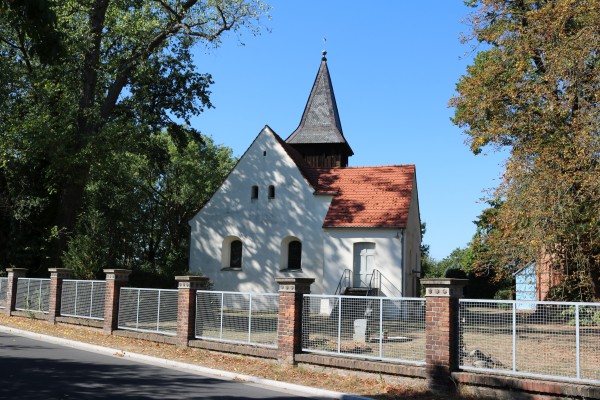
[274,129,415,228]
[310,165,415,228]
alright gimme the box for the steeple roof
[286,52,353,155]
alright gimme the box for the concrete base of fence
[10,310,48,320]
[55,316,103,329]
[188,339,278,360]
[453,372,600,400]
[295,353,427,380]
[112,330,179,345]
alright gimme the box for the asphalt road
[0,332,324,400]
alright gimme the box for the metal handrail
[334,269,352,295]
[368,269,381,296]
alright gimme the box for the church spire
[286,52,353,168]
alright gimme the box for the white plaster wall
[188,127,332,294]
[323,229,405,297]
[402,174,422,297]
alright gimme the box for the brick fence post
[48,268,71,324]
[103,269,131,334]
[175,276,209,346]
[420,278,468,393]
[5,268,28,315]
[276,277,314,365]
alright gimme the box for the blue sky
[189,1,506,261]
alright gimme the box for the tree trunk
[49,170,89,268]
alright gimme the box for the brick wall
[276,277,314,365]
[102,269,131,333]
[175,276,208,346]
[47,268,71,325]
[421,278,466,393]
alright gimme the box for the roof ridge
[319,164,415,169]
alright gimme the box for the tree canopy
[1,0,267,280]
[451,0,600,300]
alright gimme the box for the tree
[451,0,600,300]
[0,0,268,271]
[419,222,437,278]
[62,130,235,284]
[0,0,64,63]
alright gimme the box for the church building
[188,53,422,297]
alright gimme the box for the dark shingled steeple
[285,52,353,168]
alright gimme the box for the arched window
[287,240,302,270]
[222,236,243,269]
[268,185,275,199]
[230,240,242,269]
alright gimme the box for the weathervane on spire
[322,37,327,61]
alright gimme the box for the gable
[189,126,323,222]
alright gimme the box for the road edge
[0,324,372,400]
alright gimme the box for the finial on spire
[322,50,327,61]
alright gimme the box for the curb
[0,325,372,400]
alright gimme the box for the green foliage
[419,222,430,259]
[451,0,600,300]
[443,266,467,279]
[420,255,445,279]
[0,0,64,63]
[423,245,513,299]
[493,288,513,300]
[0,0,266,283]
[560,306,600,327]
[61,130,235,284]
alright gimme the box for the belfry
[285,51,353,168]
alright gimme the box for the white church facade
[188,54,421,297]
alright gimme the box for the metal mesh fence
[60,280,106,320]
[118,288,178,335]
[302,294,426,364]
[460,299,600,383]
[0,277,7,309]
[195,291,279,348]
[15,278,50,313]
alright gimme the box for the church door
[353,243,376,288]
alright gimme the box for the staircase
[334,269,381,297]
[330,269,382,321]
[343,287,377,296]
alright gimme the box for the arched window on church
[287,240,302,270]
[230,240,242,269]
